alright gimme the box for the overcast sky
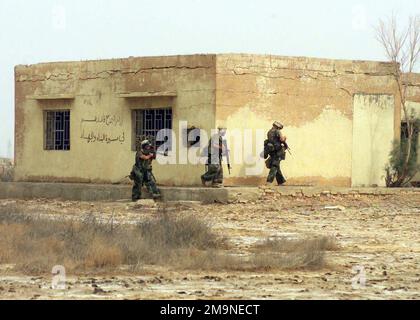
[0,0,419,158]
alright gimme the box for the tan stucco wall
[406,101,420,183]
[352,94,395,187]
[404,73,420,183]
[215,54,399,186]
[405,73,420,104]
[15,53,402,187]
[15,55,216,185]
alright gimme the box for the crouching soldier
[201,127,230,188]
[265,121,287,186]
[130,140,161,201]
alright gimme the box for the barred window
[44,110,70,151]
[132,108,172,151]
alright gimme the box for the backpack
[263,139,275,159]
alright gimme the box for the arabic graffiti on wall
[81,114,123,127]
[80,114,125,144]
[80,130,125,144]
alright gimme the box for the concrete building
[14,54,420,187]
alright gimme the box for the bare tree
[375,14,420,187]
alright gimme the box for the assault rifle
[282,141,292,156]
[143,144,169,159]
[222,139,232,175]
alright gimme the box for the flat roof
[15,53,395,69]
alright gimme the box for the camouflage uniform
[201,134,224,185]
[130,143,161,201]
[266,126,286,185]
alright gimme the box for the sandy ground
[0,191,419,300]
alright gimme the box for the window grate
[45,110,70,151]
[133,108,172,150]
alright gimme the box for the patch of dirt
[0,193,419,300]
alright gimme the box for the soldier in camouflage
[266,121,287,185]
[201,127,228,188]
[130,140,161,201]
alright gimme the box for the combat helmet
[273,121,284,129]
[141,139,151,147]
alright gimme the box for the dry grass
[0,210,226,274]
[0,208,338,274]
[249,236,339,270]
[137,212,224,250]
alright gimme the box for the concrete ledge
[0,182,418,203]
[0,182,241,203]
[0,182,130,202]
